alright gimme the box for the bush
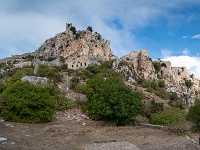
[185,79,193,88]
[6,68,34,85]
[76,83,87,94]
[150,107,186,126]
[152,61,161,74]
[188,100,200,127]
[37,65,62,83]
[87,26,93,32]
[45,84,73,110]
[83,75,144,125]
[70,77,79,90]
[0,81,56,123]
[149,100,164,114]
[0,83,7,93]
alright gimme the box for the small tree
[87,26,93,32]
[152,61,161,74]
[70,26,77,35]
[150,107,186,126]
[83,75,144,125]
[188,100,200,127]
[0,81,56,123]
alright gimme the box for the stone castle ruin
[34,23,113,71]
[1,23,199,106]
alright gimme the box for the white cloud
[162,50,200,79]
[161,49,172,58]
[182,35,189,39]
[182,48,189,55]
[191,34,200,39]
[0,0,200,59]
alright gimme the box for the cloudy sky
[1,0,200,78]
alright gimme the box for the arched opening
[161,63,167,68]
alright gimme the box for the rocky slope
[0,23,199,106]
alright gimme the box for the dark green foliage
[86,65,102,74]
[149,100,164,114]
[185,79,193,88]
[70,77,79,90]
[137,77,146,85]
[76,83,87,94]
[0,62,6,69]
[158,80,165,88]
[0,81,56,123]
[150,107,186,126]
[37,65,62,83]
[97,34,101,40]
[46,57,56,61]
[70,26,77,34]
[45,84,73,110]
[153,61,161,74]
[75,32,81,39]
[83,74,144,125]
[0,83,7,93]
[86,60,115,75]
[118,60,129,67]
[60,56,66,63]
[87,26,93,32]
[24,55,34,61]
[168,92,185,110]
[6,68,34,85]
[188,100,200,127]
[99,60,114,69]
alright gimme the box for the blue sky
[1,0,200,78]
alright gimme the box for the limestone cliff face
[159,61,199,106]
[113,49,200,106]
[113,50,155,81]
[34,23,113,71]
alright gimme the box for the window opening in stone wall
[76,64,78,67]
[72,65,73,68]
[85,63,87,66]
[81,63,82,66]
[161,63,167,68]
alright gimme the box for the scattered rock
[0,138,7,141]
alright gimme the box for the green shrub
[149,100,164,114]
[150,107,186,126]
[55,94,73,110]
[45,84,73,110]
[37,65,62,83]
[0,83,7,93]
[188,100,200,127]
[158,80,165,88]
[70,77,79,90]
[70,26,77,34]
[0,81,56,123]
[152,61,161,74]
[83,75,144,126]
[185,79,193,88]
[87,26,93,32]
[6,68,34,85]
[76,83,87,94]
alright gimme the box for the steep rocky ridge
[34,23,115,74]
[0,23,200,106]
[113,50,200,106]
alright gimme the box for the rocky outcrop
[113,50,156,82]
[34,23,114,73]
[113,49,200,106]
[158,60,199,106]
[21,76,48,84]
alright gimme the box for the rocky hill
[0,23,199,106]
[34,23,115,74]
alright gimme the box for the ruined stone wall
[34,23,113,70]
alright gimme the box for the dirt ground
[0,108,200,150]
